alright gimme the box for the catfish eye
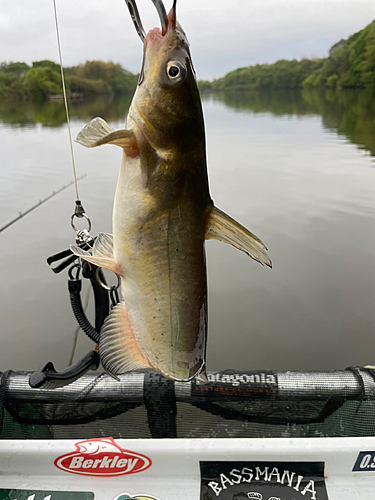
[166,61,187,83]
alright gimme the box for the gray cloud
[1,0,375,79]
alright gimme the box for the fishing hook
[150,0,168,36]
[125,0,146,42]
[125,0,169,41]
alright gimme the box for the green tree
[302,19,375,88]
[198,80,213,92]
[212,58,323,91]
[25,66,66,99]
[68,60,137,94]
[32,60,61,72]
[0,61,30,76]
[0,62,31,97]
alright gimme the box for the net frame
[1,368,375,440]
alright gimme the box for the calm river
[1,89,375,373]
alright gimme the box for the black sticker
[0,490,94,500]
[200,461,329,500]
[352,451,375,471]
[193,371,278,398]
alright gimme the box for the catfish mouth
[125,0,182,86]
[145,27,164,44]
[124,0,177,43]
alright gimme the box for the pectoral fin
[76,116,137,153]
[206,206,272,267]
[100,302,152,375]
[70,232,121,274]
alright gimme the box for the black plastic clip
[47,241,92,274]
[29,350,100,389]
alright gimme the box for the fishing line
[52,0,91,238]
[52,0,79,201]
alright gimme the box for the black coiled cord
[68,278,100,344]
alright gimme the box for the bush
[68,61,137,94]
[25,66,66,99]
[212,59,323,91]
[326,74,339,88]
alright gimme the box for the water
[0,89,375,373]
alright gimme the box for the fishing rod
[0,175,86,234]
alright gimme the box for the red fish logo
[113,495,160,500]
[54,437,152,477]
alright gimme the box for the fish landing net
[1,367,375,439]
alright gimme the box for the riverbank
[3,17,375,101]
[199,18,375,92]
[0,60,138,100]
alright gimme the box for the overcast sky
[1,0,375,80]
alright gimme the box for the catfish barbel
[72,0,271,382]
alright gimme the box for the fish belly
[113,155,207,381]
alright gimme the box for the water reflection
[0,89,375,156]
[206,89,312,116]
[202,89,375,157]
[0,94,133,128]
[2,90,375,159]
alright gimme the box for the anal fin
[206,206,272,267]
[100,302,152,376]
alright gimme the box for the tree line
[0,60,138,100]
[2,17,374,99]
[199,18,375,92]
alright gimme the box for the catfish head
[126,0,205,153]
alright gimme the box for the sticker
[200,461,329,499]
[113,494,160,500]
[352,451,375,471]
[54,437,151,477]
[0,490,94,500]
[193,371,278,398]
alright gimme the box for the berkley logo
[54,437,152,477]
